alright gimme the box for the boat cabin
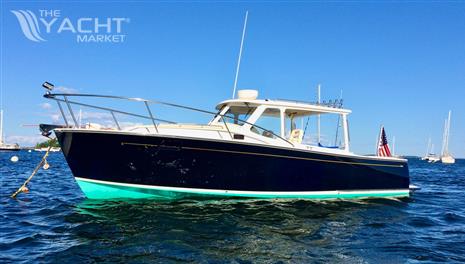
[211,90,351,152]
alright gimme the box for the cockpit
[211,97,351,151]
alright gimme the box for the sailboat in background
[441,110,455,164]
[0,109,20,151]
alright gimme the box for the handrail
[46,95,176,124]
[44,93,294,147]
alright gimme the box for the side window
[285,111,306,143]
[251,108,281,138]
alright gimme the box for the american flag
[377,126,392,157]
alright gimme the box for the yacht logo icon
[10,10,46,42]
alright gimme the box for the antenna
[317,84,321,144]
[232,11,249,99]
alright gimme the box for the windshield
[250,108,281,138]
[222,105,257,125]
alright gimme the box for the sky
[1,1,464,157]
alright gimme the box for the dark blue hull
[56,130,410,199]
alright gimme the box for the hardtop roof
[216,98,351,115]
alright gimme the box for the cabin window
[223,105,257,125]
[283,110,345,148]
[250,108,281,138]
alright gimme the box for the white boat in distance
[0,109,20,151]
[441,110,455,164]
[421,139,440,163]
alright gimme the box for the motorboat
[0,143,20,151]
[428,155,440,163]
[0,110,20,151]
[39,84,410,200]
[421,139,440,163]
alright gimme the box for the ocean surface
[1,151,465,263]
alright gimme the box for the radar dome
[237,90,258,100]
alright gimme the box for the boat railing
[43,92,294,147]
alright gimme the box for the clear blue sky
[1,1,464,157]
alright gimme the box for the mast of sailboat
[0,109,3,144]
[447,111,452,153]
[442,110,452,156]
[232,11,249,99]
[441,118,447,156]
[425,137,431,156]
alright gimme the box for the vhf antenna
[232,11,249,99]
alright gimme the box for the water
[1,151,465,263]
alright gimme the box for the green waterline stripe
[75,178,410,200]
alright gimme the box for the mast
[444,110,451,156]
[0,109,3,144]
[441,119,446,156]
[232,11,249,99]
[425,138,431,156]
[441,111,452,157]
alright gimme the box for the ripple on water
[1,154,465,262]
